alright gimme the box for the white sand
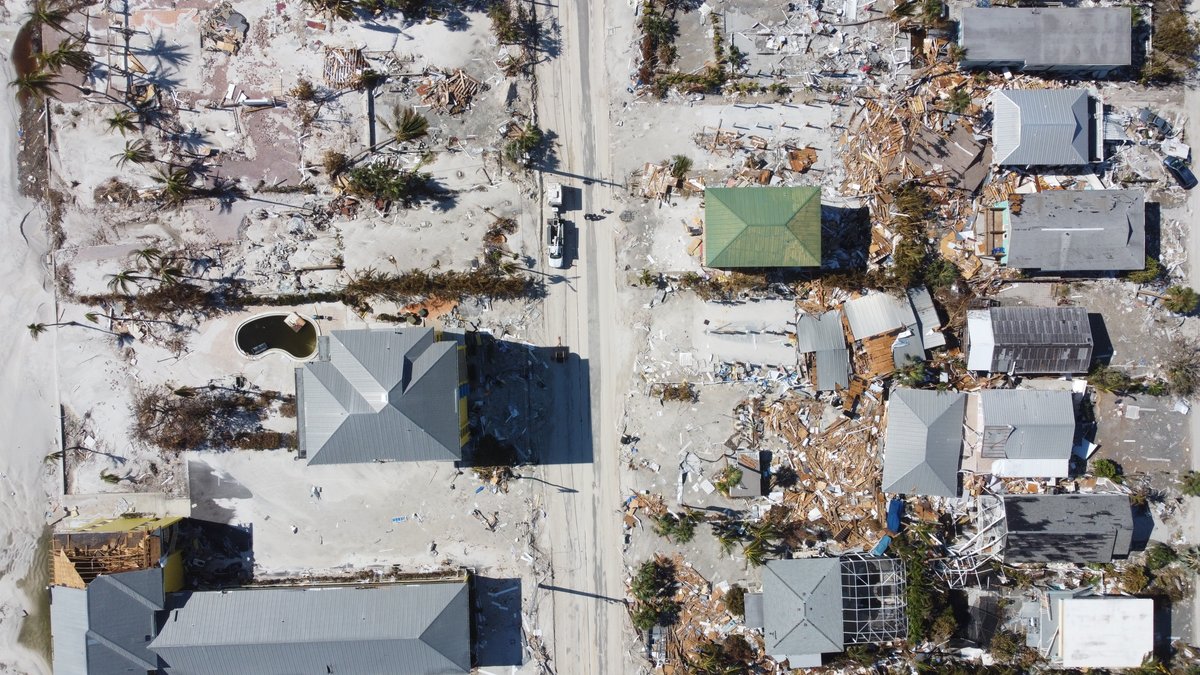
[0,3,61,673]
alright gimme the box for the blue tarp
[871,535,892,556]
[886,498,904,533]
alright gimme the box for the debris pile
[417,68,484,114]
[199,2,249,55]
[323,48,367,88]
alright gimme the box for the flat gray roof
[1006,190,1145,272]
[980,389,1076,460]
[960,7,1131,70]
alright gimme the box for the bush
[1182,471,1200,496]
[725,584,746,617]
[1154,10,1200,66]
[1165,345,1200,396]
[1146,542,1177,570]
[1092,458,1124,483]
[714,465,744,497]
[1120,564,1150,593]
[1089,364,1135,393]
[990,630,1024,663]
[1126,256,1164,284]
[322,150,349,177]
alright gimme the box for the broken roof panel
[1005,190,1145,272]
[1002,494,1133,563]
[704,187,822,268]
[960,8,1132,71]
[882,388,966,497]
[907,287,945,350]
[843,293,917,341]
[797,309,850,391]
[993,89,1093,166]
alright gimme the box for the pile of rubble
[199,2,249,55]
[417,68,484,114]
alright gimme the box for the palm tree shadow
[133,34,192,68]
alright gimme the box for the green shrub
[1146,543,1177,570]
[1126,256,1163,284]
[1182,471,1200,496]
[1093,458,1124,483]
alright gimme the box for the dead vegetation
[132,384,295,453]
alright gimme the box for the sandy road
[535,0,630,672]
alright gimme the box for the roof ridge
[87,630,159,670]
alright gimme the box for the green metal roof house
[704,186,822,268]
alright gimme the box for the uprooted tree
[132,384,295,452]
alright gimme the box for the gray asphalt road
[535,0,629,672]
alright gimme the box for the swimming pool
[234,312,319,360]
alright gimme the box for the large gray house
[991,89,1102,166]
[959,8,1131,73]
[295,328,469,464]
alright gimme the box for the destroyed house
[982,190,1145,272]
[1022,588,1153,669]
[975,389,1076,478]
[50,515,185,590]
[959,8,1132,73]
[795,309,849,391]
[1001,494,1133,563]
[746,556,907,667]
[51,570,472,675]
[842,287,944,375]
[991,89,1101,166]
[881,388,965,497]
[704,186,821,268]
[295,328,469,464]
[966,306,1094,374]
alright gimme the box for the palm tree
[153,167,195,205]
[37,37,94,75]
[111,139,154,168]
[26,0,74,35]
[381,105,429,144]
[10,70,60,100]
[105,110,139,135]
[106,270,147,294]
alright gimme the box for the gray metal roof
[843,293,917,341]
[1006,190,1145,272]
[797,310,850,391]
[1002,494,1133,563]
[980,390,1075,460]
[959,8,1132,71]
[969,306,1093,374]
[762,558,844,657]
[150,581,470,675]
[297,328,464,464]
[993,89,1093,166]
[51,586,88,675]
[85,568,166,674]
[907,287,946,349]
[882,388,966,497]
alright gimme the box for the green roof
[704,186,822,268]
